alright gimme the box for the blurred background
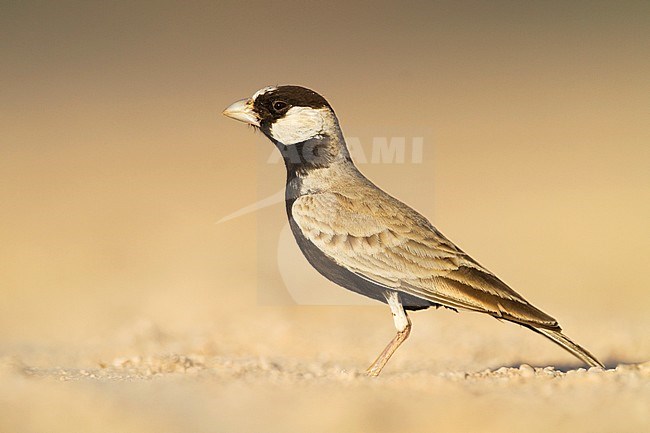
[1,1,649,431]
[2,0,649,340]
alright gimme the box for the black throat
[278,135,350,218]
[275,136,347,176]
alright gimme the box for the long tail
[526,326,604,368]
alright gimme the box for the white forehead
[252,86,277,100]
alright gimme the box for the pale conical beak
[222,98,260,127]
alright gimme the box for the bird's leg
[366,291,411,377]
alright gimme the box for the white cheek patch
[270,106,325,145]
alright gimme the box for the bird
[222,85,604,376]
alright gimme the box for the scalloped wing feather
[292,192,560,330]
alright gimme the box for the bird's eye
[272,101,288,111]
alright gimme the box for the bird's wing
[292,192,560,330]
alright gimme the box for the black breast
[284,174,433,311]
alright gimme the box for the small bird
[223,85,603,376]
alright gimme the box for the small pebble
[519,364,535,377]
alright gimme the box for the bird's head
[223,85,342,147]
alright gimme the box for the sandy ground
[2,2,650,432]
[2,311,648,433]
